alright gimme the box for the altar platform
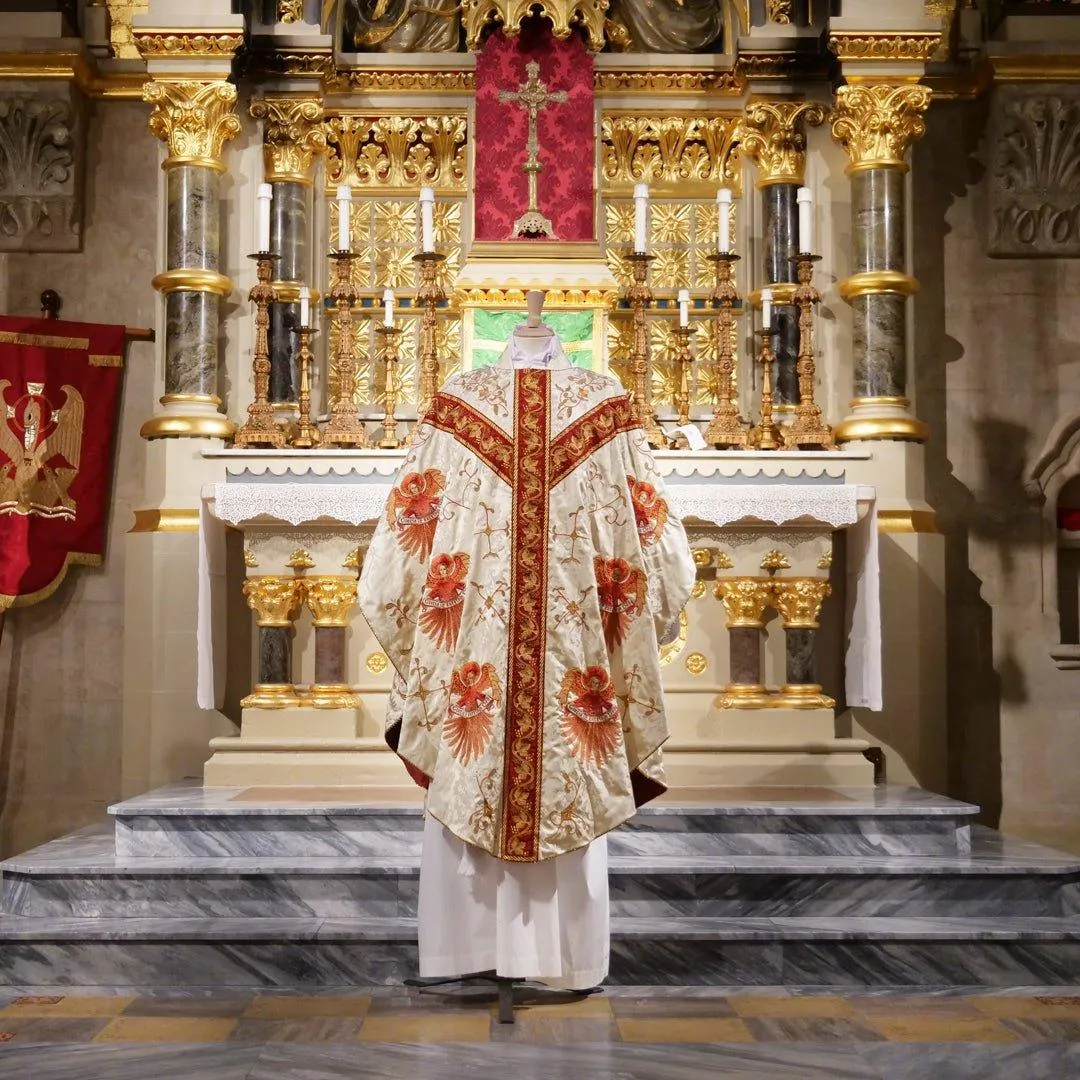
[3,782,1079,992]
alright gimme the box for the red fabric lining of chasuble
[0,317,125,606]
[474,24,596,243]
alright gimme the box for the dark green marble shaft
[268,180,311,405]
[763,183,799,407]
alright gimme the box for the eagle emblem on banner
[0,380,85,519]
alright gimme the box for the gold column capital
[830,82,932,175]
[143,79,241,172]
[738,99,827,187]
[771,578,832,628]
[304,575,358,627]
[715,578,773,628]
[242,575,304,627]
[250,96,327,185]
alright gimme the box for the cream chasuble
[359,340,695,984]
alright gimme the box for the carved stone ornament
[830,83,932,173]
[323,114,466,191]
[738,100,827,187]
[250,97,327,183]
[989,86,1080,258]
[278,0,305,23]
[0,85,84,253]
[827,32,941,64]
[133,30,245,58]
[462,0,609,52]
[143,80,242,170]
[765,0,793,24]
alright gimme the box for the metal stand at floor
[404,972,602,1025]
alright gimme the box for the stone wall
[0,101,157,859]
[915,93,1080,854]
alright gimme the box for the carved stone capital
[771,578,832,628]
[715,578,772,627]
[143,79,241,171]
[250,96,327,184]
[242,575,304,627]
[738,99,827,187]
[304,575,358,627]
[830,83,931,174]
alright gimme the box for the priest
[358,305,695,989]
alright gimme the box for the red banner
[0,316,125,607]
[474,24,595,243]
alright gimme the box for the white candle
[336,184,351,252]
[677,288,690,328]
[298,285,310,329]
[419,186,435,252]
[717,188,732,254]
[761,287,773,330]
[797,186,813,254]
[256,183,272,253]
[633,183,649,254]
[383,287,395,327]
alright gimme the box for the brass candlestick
[375,323,404,449]
[322,251,370,448]
[290,323,321,450]
[624,252,664,448]
[782,253,836,450]
[703,252,750,448]
[234,252,287,449]
[750,328,781,451]
[414,251,447,422]
[673,323,695,429]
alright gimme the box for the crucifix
[498,60,568,239]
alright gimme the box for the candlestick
[750,327,781,452]
[234,252,287,449]
[703,252,750,449]
[290,323,321,450]
[256,183,272,254]
[624,251,664,448]
[375,324,404,449]
[717,187,732,254]
[298,285,310,329]
[419,186,435,253]
[413,250,447,425]
[677,288,690,328]
[633,183,649,254]
[672,323,695,436]
[336,184,351,252]
[322,250,370,448]
[797,187,813,255]
[761,287,773,330]
[382,287,395,328]
[782,253,835,450]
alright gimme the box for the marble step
[110,782,978,859]
[1,914,1079,988]
[4,826,1076,919]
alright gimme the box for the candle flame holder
[782,253,836,450]
[703,252,750,449]
[234,252,287,449]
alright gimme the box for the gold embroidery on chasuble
[549,394,639,487]
[427,391,513,485]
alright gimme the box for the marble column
[715,578,772,709]
[140,79,241,439]
[772,577,834,710]
[249,97,326,411]
[739,100,826,416]
[304,576,360,710]
[830,82,931,443]
[241,576,303,709]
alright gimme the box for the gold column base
[718,684,772,709]
[775,684,837,710]
[140,394,236,440]
[302,684,361,710]
[241,684,303,709]
[834,397,928,443]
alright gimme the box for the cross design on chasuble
[498,60,569,239]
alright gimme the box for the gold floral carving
[830,83,932,173]
[692,548,713,568]
[242,575,304,627]
[455,286,616,308]
[325,70,476,94]
[343,547,363,570]
[715,551,734,570]
[715,578,772,628]
[287,549,316,570]
[102,1,149,60]
[828,32,942,63]
[738,100,827,187]
[685,652,708,675]
[243,548,259,568]
[255,49,336,81]
[691,580,707,600]
[772,578,831,628]
[817,550,833,570]
[278,0,305,22]
[765,0,793,23]
[595,71,744,96]
[250,97,327,184]
[304,575,358,627]
[463,0,608,52]
[602,114,742,194]
[143,80,242,170]
[366,651,389,674]
[323,114,467,192]
[760,550,791,572]
[133,31,244,57]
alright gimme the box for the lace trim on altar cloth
[212,483,392,527]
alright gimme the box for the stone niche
[0,81,86,253]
